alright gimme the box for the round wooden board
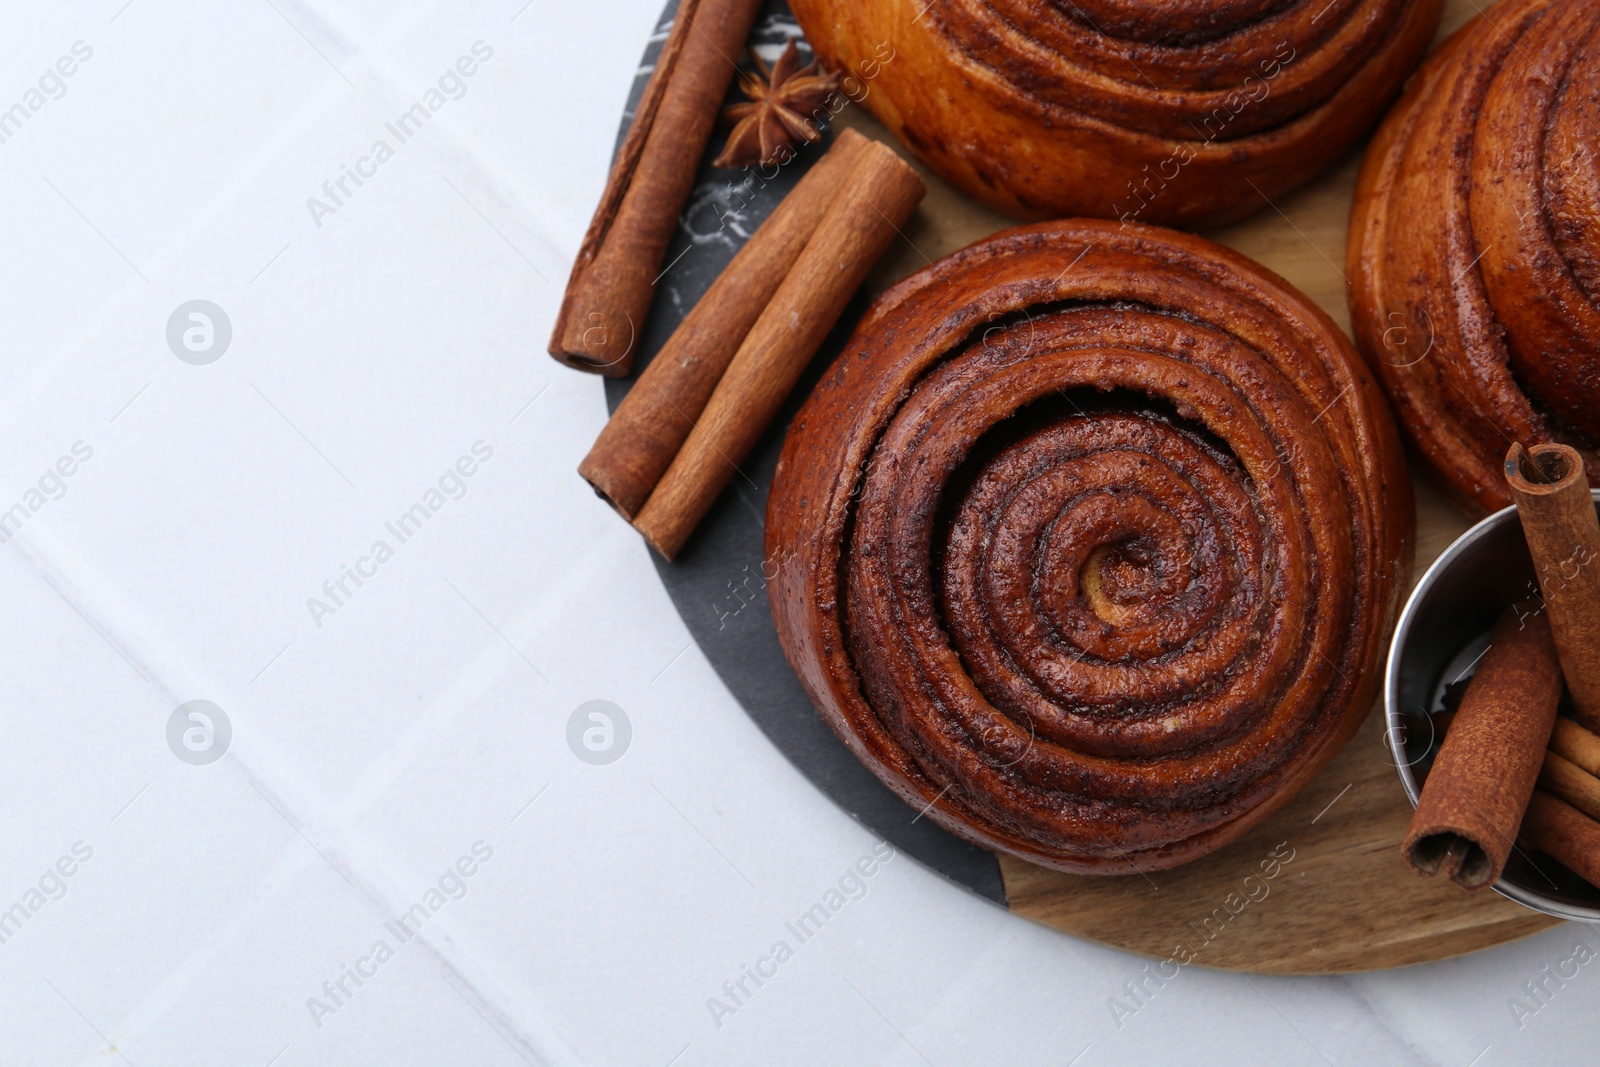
[621,0,1563,972]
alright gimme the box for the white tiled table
[0,2,1595,1064]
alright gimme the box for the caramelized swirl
[790,0,1440,225]
[768,221,1411,873]
[1350,0,1600,512]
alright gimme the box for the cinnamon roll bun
[790,0,1442,226]
[1350,0,1600,512]
[767,220,1412,873]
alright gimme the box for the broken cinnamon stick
[632,138,925,559]
[1507,442,1600,730]
[578,130,869,518]
[1403,605,1563,889]
[549,0,761,377]
[1521,789,1600,889]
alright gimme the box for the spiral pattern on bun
[767,221,1411,873]
[790,0,1441,226]
[1350,0,1600,512]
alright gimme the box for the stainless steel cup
[1385,491,1600,920]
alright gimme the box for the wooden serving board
[826,0,1562,973]
[622,0,1561,973]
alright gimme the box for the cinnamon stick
[1540,750,1600,822]
[1428,715,1600,885]
[1507,442,1600,730]
[1403,605,1563,888]
[632,139,925,559]
[549,0,761,377]
[578,130,870,518]
[1521,789,1600,889]
[1551,716,1600,777]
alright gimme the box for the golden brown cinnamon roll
[1350,0,1600,513]
[791,0,1442,226]
[767,221,1411,873]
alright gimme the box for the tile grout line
[6,455,584,1067]
[0,0,587,451]
[11,5,658,1064]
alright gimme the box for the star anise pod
[714,41,842,169]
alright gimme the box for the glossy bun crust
[1350,0,1600,513]
[767,221,1412,874]
[791,0,1442,227]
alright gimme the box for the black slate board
[601,1,1006,904]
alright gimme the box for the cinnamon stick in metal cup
[1506,442,1600,730]
[549,0,762,377]
[1429,714,1600,823]
[1551,716,1600,778]
[633,138,925,559]
[1402,605,1563,889]
[579,130,869,518]
[1521,789,1600,889]
[1540,749,1600,823]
